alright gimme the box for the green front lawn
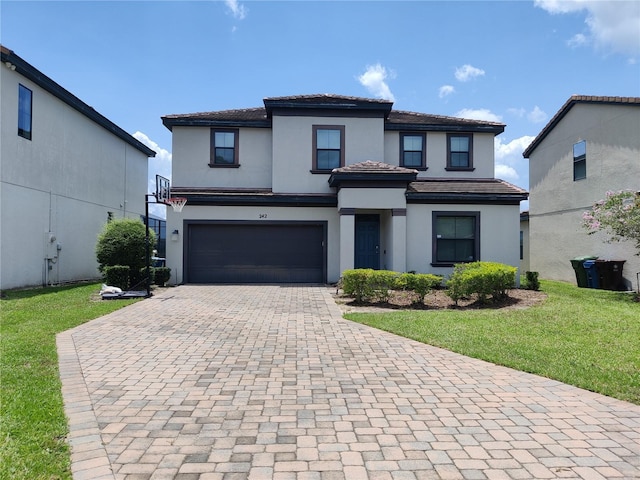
[346,280,640,404]
[0,283,137,480]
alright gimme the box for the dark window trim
[399,132,427,170]
[445,133,474,171]
[312,125,345,171]
[210,128,239,167]
[573,140,586,181]
[431,211,480,267]
[18,84,32,141]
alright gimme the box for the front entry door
[355,214,380,269]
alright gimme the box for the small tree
[582,190,640,255]
[96,218,156,288]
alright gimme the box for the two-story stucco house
[523,95,640,290]
[0,46,156,290]
[162,94,527,285]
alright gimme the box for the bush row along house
[161,94,528,285]
[0,46,156,290]
[523,96,640,290]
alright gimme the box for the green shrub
[342,269,375,303]
[154,267,171,287]
[103,265,130,290]
[370,270,398,302]
[524,271,540,291]
[96,218,156,289]
[395,272,442,304]
[446,262,517,305]
[342,269,443,305]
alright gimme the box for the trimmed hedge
[341,269,442,304]
[154,267,171,287]
[446,261,517,305]
[103,265,130,290]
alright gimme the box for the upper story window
[446,133,473,170]
[18,84,32,140]
[573,140,586,181]
[210,128,239,167]
[400,133,426,169]
[432,211,480,265]
[313,125,344,171]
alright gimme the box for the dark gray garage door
[186,222,326,283]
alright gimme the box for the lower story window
[432,212,480,265]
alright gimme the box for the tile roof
[408,178,527,195]
[331,160,418,174]
[523,95,640,158]
[162,94,505,134]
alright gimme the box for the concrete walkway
[57,285,640,480]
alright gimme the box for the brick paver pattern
[57,285,640,480]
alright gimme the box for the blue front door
[355,214,380,269]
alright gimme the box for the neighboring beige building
[0,46,156,290]
[523,95,640,290]
[162,94,527,285]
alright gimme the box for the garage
[185,221,326,284]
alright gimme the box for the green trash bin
[570,256,598,288]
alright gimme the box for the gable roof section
[328,160,418,187]
[407,178,528,205]
[523,95,640,158]
[1,46,156,158]
[162,93,505,134]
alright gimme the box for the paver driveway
[58,285,640,480]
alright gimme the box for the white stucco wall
[0,66,149,290]
[384,131,496,178]
[272,115,385,193]
[170,126,272,189]
[528,103,640,288]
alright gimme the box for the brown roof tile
[408,178,527,195]
[332,160,418,174]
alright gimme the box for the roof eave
[386,122,505,134]
[161,117,271,131]
[407,192,528,205]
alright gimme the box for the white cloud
[225,0,247,20]
[495,135,536,162]
[507,107,526,118]
[495,164,519,181]
[535,0,640,57]
[527,106,548,123]
[455,108,502,123]
[568,33,588,48]
[439,85,455,98]
[454,64,485,82]
[133,131,173,219]
[357,63,396,101]
[493,135,537,190]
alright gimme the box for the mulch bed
[334,288,548,313]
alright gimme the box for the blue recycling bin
[583,260,599,289]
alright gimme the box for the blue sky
[2,0,639,216]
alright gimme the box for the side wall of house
[528,103,640,288]
[0,67,148,290]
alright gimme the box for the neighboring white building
[0,46,156,290]
[523,95,640,290]
[162,94,527,285]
